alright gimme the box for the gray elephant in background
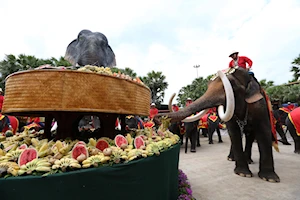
[65,29,116,67]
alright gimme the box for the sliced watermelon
[134,136,145,149]
[19,144,28,150]
[74,141,86,147]
[72,144,89,160]
[114,134,128,148]
[18,148,38,166]
[96,139,110,151]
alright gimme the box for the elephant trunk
[157,70,235,123]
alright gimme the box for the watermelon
[74,141,86,147]
[18,148,38,166]
[96,139,110,151]
[114,134,128,148]
[72,144,89,162]
[19,144,28,150]
[134,136,145,149]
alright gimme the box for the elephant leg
[276,122,291,145]
[185,134,188,153]
[227,144,235,161]
[244,133,254,164]
[255,120,280,182]
[208,124,214,144]
[202,128,208,137]
[227,121,252,177]
[197,130,201,147]
[216,126,223,143]
[286,117,300,154]
[190,128,197,152]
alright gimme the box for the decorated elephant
[65,29,116,67]
[156,67,280,182]
[273,107,292,145]
[285,107,300,154]
[207,110,223,144]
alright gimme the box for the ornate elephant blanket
[288,107,300,136]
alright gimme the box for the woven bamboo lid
[2,70,151,116]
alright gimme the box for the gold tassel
[272,141,280,152]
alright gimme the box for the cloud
[0,0,299,105]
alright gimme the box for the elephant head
[65,29,116,67]
[157,67,263,123]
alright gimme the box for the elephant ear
[245,77,263,103]
[65,39,78,66]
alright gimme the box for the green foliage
[259,79,274,90]
[176,76,211,107]
[140,71,168,106]
[0,54,71,90]
[266,84,300,104]
[111,67,137,78]
[290,54,300,82]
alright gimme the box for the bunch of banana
[50,140,73,159]
[126,149,147,161]
[52,158,81,172]
[125,134,133,145]
[0,149,23,162]
[82,154,104,168]
[38,142,51,158]
[18,159,51,175]
[88,138,97,147]
[30,138,40,147]
[146,143,160,156]
[0,161,20,176]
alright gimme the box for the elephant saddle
[279,107,292,113]
[288,107,300,136]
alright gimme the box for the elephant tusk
[168,93,177,112]
[217,70,235,122]
[182,109,209,123]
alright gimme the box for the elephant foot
[209,141,213,144]
[258,171,280,183]
[218,140,223,143]
[278,139,291,145]
[197,143,201,147]
[190,148,196,153]
[234,167,253,178]
[294,149,300,154]
[227,156,235,161]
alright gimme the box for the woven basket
[2,70,151,116]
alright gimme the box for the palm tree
[141,71,168,105]
[290,54,300,82]
[259,79,274,90]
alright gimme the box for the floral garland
[178,169,196,200]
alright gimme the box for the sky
[1,0,300,104]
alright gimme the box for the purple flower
[178,169,195,200]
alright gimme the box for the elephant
[65,29,116,67]
[155,67,280,182]
[273,108,291,145]
[207,112,223,144]
[285,107,300,154]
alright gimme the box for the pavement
[178,130,300,200]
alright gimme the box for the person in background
[172,103,179,112]
[185,98,193,107]
[149,103,159,120]
[286,102,295,111]
[229,51,253,71]
[0,88,12,131]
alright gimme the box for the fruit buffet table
[0,143,180,200]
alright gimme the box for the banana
[35,166,51,172]
[31,138,40,147]
[125,134,133,145]
[88,138,97,147]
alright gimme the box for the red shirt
[0,95,4,110]
[149,108,158,119]
[172,105,179,112]
[229,56,253,69]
